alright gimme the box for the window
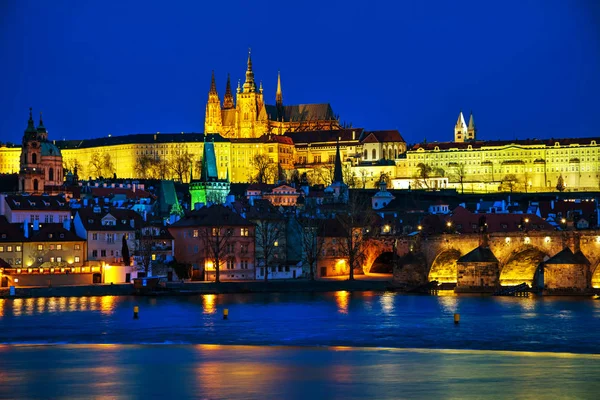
[241,228,249,237]
[0,246,3,252]
[101,250,106,257]
[50,257,55,263]
[314,155,321,163]
[37,244,43,251]
[241,260,248,269]
[16,245,21,252]
[227,259,235,269]
[92,233,98,240]
[50,244,55,250]
[193,229,199,238]
[372,149,377,159]
[75,256,80,263]
[75,244,80,250]
[57,257,62,262]
[211,228,218,236]
[92,250,98,257]
[240,244,248,254]
[152,254,156,261]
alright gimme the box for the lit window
[75,256,80,263]
[193,229,199,238]
[37,244,43,251]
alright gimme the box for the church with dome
[19,109,64,195]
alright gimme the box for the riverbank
[0,279,393,299]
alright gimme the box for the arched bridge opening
[500,248,548,288]
[370,252,394,273]
[428,249,461,284]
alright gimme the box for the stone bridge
[393,231,600,291]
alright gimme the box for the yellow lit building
[400,111,600,193]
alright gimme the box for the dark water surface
[1,292,599,399]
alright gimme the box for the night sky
[1,0,598,145]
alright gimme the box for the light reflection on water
[1,345,598,400]
[1,292,600,354]
[335,290,349,314]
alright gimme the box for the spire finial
[243,48,255,92]
[209,70,217,95]
[276,70,283,108]
[25,107,36,134]
[333,136,343,183]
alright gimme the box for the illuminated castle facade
[205,51,339,139]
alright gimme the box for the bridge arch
[370,252,394,273]
[428,249,461,283]
[591,262,600,289]
[500,247,549,287]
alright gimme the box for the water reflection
[438,295,458,314]
[335,291,349,314]
[0,299,3,318]
[100,296,115,315]
[379,293,394,314]
[3,296,118,317]
[203,294,216,314]
[12,299,23,316]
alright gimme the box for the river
[0,292,599,399]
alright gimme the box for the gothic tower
[275,71,283,119]
[454,111,468,143]
[204,71,223,133]
[235,50,268,138]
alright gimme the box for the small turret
[276,71,283,108]
[24,108,37,138]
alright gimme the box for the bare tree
[298,216,326,280]
[134,154,154,179]
[200,224,233,283]
[88,152,115,179]
[337,194,379,280]
[249,204,285,281]
[171,150,194,183]
[451,163,467,194]
[359,168,369,189]
[102,153,115,178]
[343,164,357,188]
[135,225,154,276]
[500,174,521,193]
[415,163,433,189]
[251,153,277,184]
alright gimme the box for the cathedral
[205,51,340,139]
[19,109,64,195]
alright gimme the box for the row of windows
[91,249,117,258]
[0,245,22,252]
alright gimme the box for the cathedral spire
[223,73,234,109]
[333,137,343,184]
[276,71,283,108]
[243,48,256,93]
[209,70,218,95]
[468,111,475,130]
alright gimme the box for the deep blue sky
[1,0,598,145]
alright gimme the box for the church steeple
[223,73,234,109]
[25,107,37,136]
[467,111,476,141]
[333,137,343,184]
[243,48,256,93]
[36,112,47,138]
[454,110,468,143]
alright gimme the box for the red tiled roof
[448,206,553,233]
[90,187,153,200]
[361,130,405,144]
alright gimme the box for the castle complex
[1,59,599,193]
